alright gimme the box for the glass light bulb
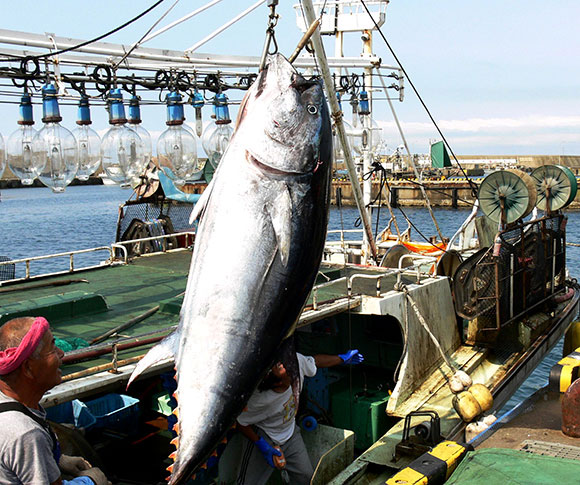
[358,117,383,154]
[0,132,5,180]
[157,125,203,185]
[32,122,78,193]
[332,120,353,162]
[205,123,233,169]
[7,125,40,185]
[201,120,217,156]
[129,123,152,175]
[347,123,363,157]
[100,124,144,187]
[72,125,101,181]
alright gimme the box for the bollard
[562,378,580,437]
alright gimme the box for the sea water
[1,185,579,412]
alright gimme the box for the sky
[1,0,579,156]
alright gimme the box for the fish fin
[189,177,215,224]
[127,332,179,388]
[267,184,293,266]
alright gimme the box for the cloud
[375,116,580,153]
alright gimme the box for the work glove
[339,349,364,365]
[59,455,91,476]
[78,467,112,485]
[255,437,282,468]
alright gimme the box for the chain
[259,1,280,72]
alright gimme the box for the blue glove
[339,349,364,365]
[255,437,281,468]
[63,478,96,485]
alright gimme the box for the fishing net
[0,256,15,281]
[116,199,196,257]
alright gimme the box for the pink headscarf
[0,317,49,375]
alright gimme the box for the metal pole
[140,0,223,44]
[186,0,266,53]
[377,70,444,242]
[301,0,378,264]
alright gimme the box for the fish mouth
[290,74,318,93]
[246,150,308,176]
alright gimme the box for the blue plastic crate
[84,394,140,433]
[45,399,97,430]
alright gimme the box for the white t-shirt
[237,353,317,445]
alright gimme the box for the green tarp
[446,448,580,484]
[431,140,451,168]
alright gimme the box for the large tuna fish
[129,53,332,484]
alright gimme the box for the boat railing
[0,246,114,286]
[396,254,439,287]
[111,231,195,263]
[312,255,438,304]
[0,231,196,285]
[326,228,364,244]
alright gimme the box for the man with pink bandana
[0,316,110,485]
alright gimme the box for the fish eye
[307,105,318,115]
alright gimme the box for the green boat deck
[0,248,413,403]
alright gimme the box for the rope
[403,286,457,373]
[359,162,453,253]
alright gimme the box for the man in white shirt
[236,344,363,485]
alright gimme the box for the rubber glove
[255,437,282,468]
[339,349,364,365]
[78,467,112,485]
[59,455,91,476]
[63,477,95,485]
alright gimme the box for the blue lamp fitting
[214,93,231,125]
[128,95,142,124]
[358,90,370,115]
[18,92,34,126]
[41,83,62,123]
[107,88,127,125]
[76,96,92,126]
[191,91,204,109]
[336,91,342,111]
[166,91,185,126]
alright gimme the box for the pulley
[478,169,537,224]
[530,164,577,212]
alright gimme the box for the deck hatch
[0,290,108,324]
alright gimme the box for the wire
[0,0,166,63]
[401,177,476,207]
[359,0,478,198]
[113,0,181,70]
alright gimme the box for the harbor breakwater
[331,179,580,209]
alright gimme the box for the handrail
[397,254,438,287]
[0,231,196,285]
[0,246,113,286]
[311,277,348,310]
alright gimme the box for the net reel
[530,164,577,213]
[478,169,537,226]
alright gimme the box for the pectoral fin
[189,178,215,224]
[127,331,179,388]
[266,184,293,266]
